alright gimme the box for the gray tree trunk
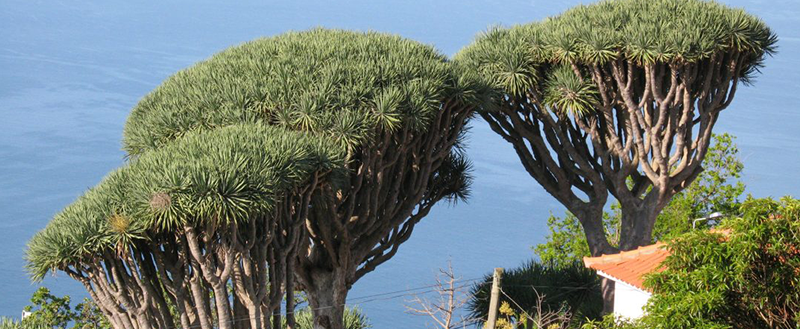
[619,199,663,251]
[232,290,252,329]
[574,206,616,257]
[286,257,297,329]
[574,207,619,315]
[306,269,348,329]
[135,313,151,329]
[600,278,615,315]
[212,284,234,329]
[189,277,214,329]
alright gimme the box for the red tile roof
[583,243,669,292]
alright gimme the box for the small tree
[21,287,75,329]
[73,298,109,329]
[121,30,487,329]
[9,287,110,329]
[457,0,775,255]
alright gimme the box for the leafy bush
[642,197,800,328]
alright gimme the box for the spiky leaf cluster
[26,124,343,281]
[456,0,776,114]
[123,29,485,156]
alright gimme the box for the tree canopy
[123,29,483,156]
[458,0,775,81]
[27,124,341,279]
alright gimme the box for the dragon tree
[457,0,776,255]
[27,124,342,329]
[120,29,486,329]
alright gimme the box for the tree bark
[189,276,214,329]
[600,279,615,315]
[232,288,251,329]
[285,257,297,329]
[305,269,348,329]
[212,284,234,329]
[574,207,616,257]
[575,207,619,315]
[618,200,663,251]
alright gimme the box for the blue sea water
[1,0,798,327]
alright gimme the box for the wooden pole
[486,267,503,329]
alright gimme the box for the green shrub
[581,314,643,329]
[641,197,800,328]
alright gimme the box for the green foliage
[71,299,108,329]
[534,212,593,266]
[285,308,371,329]
[641,197,800,329]
[21,287,74,328]
[26,124,344,281]
[14,287,108,329]
[457,0,776,105]
[468,260,601,325]
[428,152,474,204]
[544,65,599,117]
[127,124,345,230]
[0,318,22,329]
[581,314,644,329]
[534,133,744,262]
[123,29,487,156]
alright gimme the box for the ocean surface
[1,0,798,327]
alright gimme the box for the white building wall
[612,280,651,319]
